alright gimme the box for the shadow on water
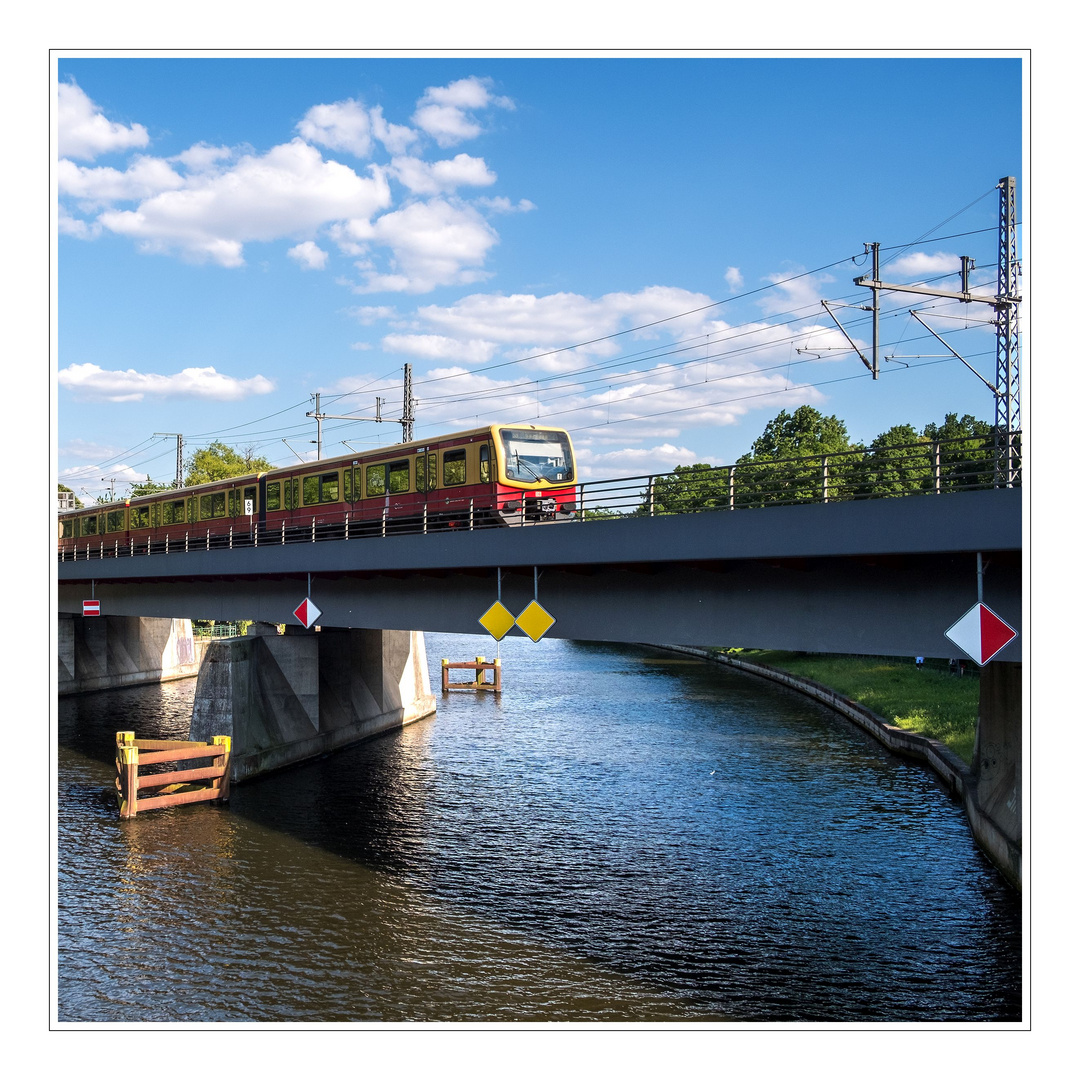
[56,636,1022,1024]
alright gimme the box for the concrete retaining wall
[58,614,200,695]
[189,624,436,782]
[656,645,1021,891]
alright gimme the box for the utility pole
[307,365,417,458]
[852,176,1021,486]
[154,432,184,487]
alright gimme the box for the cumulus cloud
[288,240,329,270]
[370,105,417,155]
[412,76,514,147]
[390,153,497,195]
[340,198,499,293]
[574,442,719,480]
[97,139,392,266]
[57,155,185,203]
[725,266,744,292]
[382,333,499,364]
[58,80,149,161]
[296,98,374,157]
[757,267,834,317]
[886,250,961,280]
[58,363,275,402]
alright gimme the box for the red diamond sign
[945,602,1017,666]
[293,597,322,629]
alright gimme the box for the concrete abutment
[189,623,436,782]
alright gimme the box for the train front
[491,425,578,524]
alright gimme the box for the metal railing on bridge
[57,430,1020,562]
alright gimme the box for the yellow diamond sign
[479,601,516,641]
[515,600,556,642]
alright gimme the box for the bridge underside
[58,489,1021,659]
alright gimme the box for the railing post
[254,522,258,548]
[312,517,316,543]
[647,477,655,517]
[382,507,387,538]
[932,441,941,494]
[579,483,586,521]
[165,535,169,555]
[185,532,189,552]
[822,455,829,503]
[423,507,428,534]
[229,526,233,549]
[728,465,736,510]
[345,513,349,541]
[470,498,475,530]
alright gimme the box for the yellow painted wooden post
[475,657,485,688]
[493,657,502,693]
[441,658,449,693]
[212,735,231,803]
[118,744,139,819]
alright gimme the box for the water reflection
[57,635,1021,1023]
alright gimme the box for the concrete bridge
[57,487,1023,885]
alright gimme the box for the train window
[106,508,126,533]
[61,519,73,539]
[285,478,299,510]
[366,464,386,497]
[303,471,340,505]
[479,444,491,483]
[200,492,227,519]
[266,482,281,511]
[80,515,97,536]
[228,490,239,517]
[389,460,410,493]
[130,505,150,529]
[344,467,358,502]
[162,499,185,525]
[443,448,466,486]
[500,428,574,483]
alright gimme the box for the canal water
[56,634,1022,1023]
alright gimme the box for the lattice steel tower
[995,176,1022,486]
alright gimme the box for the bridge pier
[967,661,1022,888]
[188,624,436,782]
[58,613,200,695]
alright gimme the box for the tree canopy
[185,442,273,487]
[128,475,174,498]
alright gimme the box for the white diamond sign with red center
[944,602,1017,666]
[293,597,322,629]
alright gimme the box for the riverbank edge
[650,644,1020,891]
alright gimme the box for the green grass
[723,651,980,764]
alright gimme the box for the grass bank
[721,651,980,764]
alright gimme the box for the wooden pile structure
[115,731,231,819]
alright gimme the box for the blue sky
[55,55,1024,501]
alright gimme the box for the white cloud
[342,198,499,293]
[390,153,497,195]
[58,80,149,161]
[725,266,744,292]
[346,305,397,325]
[96,139,392,266]
[382,333,499,364]
[757,267,834,317]
[58,155,185,203]
[412,77,514,147]
[297,98,373,157]
[370,105,417,155]
[173,143,233,171]
[476,196,535,214]
[574,442,719,480]
[288,240,329,270]
[58,363,275,402]
[412,286,716,371]
[885,250,960,280]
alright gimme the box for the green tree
[734,406,862,505]
[647,462,729,515]
[185,442,273,486]
[128,475,174,498]
[855,423,932,497]
[922,413,995,491]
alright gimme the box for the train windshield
[499,428,574,483]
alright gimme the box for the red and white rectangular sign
[83,599,100,617]
[945,602,1017,666]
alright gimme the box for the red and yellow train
[58,424,579,555]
